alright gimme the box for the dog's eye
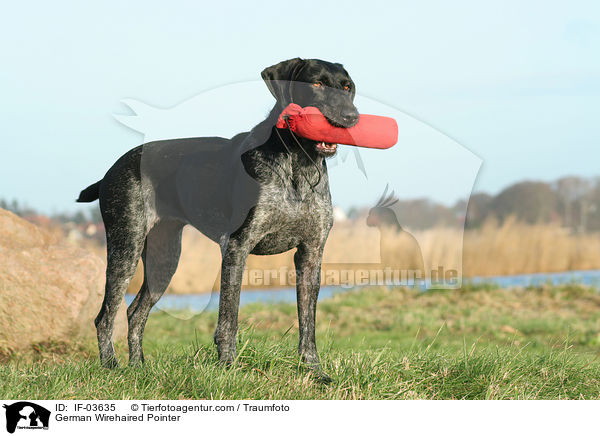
[313,82,323,88]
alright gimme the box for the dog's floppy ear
[261,58,306,105]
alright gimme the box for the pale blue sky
[1,0,599,212]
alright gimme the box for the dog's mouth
[324,117,345,128]
[315,142,338,155]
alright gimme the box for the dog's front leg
[214,239,250,363]
[294,244,331,382]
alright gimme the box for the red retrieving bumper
[276,103,398,149]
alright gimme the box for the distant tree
[13,199,21,213]
[585,178,600,232]
[89,206,103,224]
[554,176,591,231]
[490,181,559,224]
[0,198,36,217]
[465,193,493,228]
[346,206,368,221]
[389,198,456,230]
[72,211,87,224]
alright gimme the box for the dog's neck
[249,104,329,194]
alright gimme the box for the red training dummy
[276,103,397,149]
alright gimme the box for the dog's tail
[76,181,101,203]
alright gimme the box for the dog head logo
[3,402,50,433]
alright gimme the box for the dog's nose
[341,109,359,126]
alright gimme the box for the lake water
[124,269,600,314]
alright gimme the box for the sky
[0,0,599,213]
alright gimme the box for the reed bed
[127,217,600,294]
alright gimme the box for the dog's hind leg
[95,209,148,368]
[127,220,184,365]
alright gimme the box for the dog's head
[262,58,359,156]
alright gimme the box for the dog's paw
[302,360,334,384]
[100,356,120,370]
[128,357,145,367]
[312,370,333,385]
[217,347,237,365]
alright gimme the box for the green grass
[2,284,600,399]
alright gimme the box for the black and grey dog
[77,58,359,381]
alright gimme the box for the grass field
[2,283,600,399]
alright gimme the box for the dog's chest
[249,189,333,255]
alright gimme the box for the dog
[77,57,359,381]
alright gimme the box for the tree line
[346,176,600,232]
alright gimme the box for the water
[124,269,600,314]
[469,269,600,289]
[124,286,350,315]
